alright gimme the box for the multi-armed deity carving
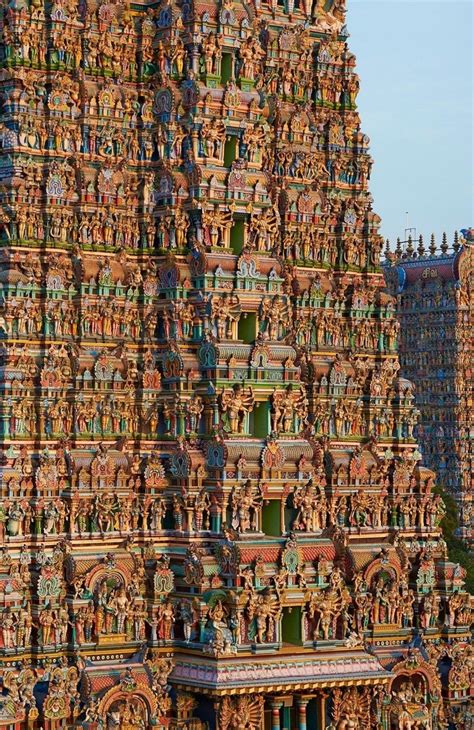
[219,384,255,434]
[230,480,263,532]
[270,385,307,435]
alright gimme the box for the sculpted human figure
[0,607,15,648]
[220,384,255,433]
[193,489,210,531]
[39,607,54,645]
[371,576,389,624]
[157,600,175,640]
[16,603,33,647]
[202,32,222,75]
[259,296,289,341]
[212,292,241,340]
[271,385,307,434]
[230,480,262,532]
[202,205,233,248]
[149,498,165,530]
[186,394,204,433]
[246,590,280,644]
[308,582,347,642]
[292,479,326,531]
[249,207,279,252]
[201,117,226,158]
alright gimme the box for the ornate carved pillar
[317,692,328,730]
[271,700,283,730]
[296,697,309,730]
[280,493,286,535]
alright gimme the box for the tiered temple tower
[384,231,473,546]
[0,0,471,729]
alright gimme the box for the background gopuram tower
[0,0,471,728]
[384,231,473,548]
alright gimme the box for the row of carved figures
[0,487,446,538]
[3,396,417,441]
[1,22,152,78]
[0,219,383,272]
[0,302,398,355]
[0,116,370,180]
[0,576,470,653]
[0,17,357,94]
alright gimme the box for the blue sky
[346,0,473,246]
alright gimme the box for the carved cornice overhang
[170,650,390,694]
[387,249,464,290]
[224,438,314,465]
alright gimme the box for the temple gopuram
[0,0,471,727]
[384,231,473,547]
